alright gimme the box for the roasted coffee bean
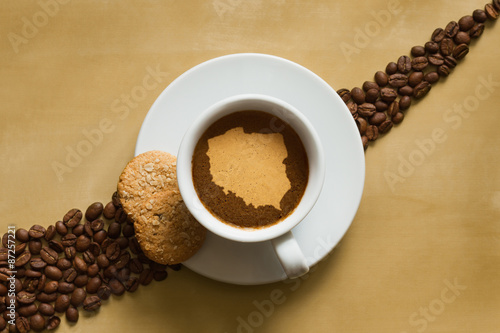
[444,21,459,38]
[38,303,55,316]
[103,264,117,278]
[149,261,167,272]
[428,53,444,66]
[63,209,82,228]
[90,219,104,233]
[444,56,457,68]
[459,15,475,31]
[96,254,110,269]
[373,101,387,112]
[398,95,411,111]
[365,89,379,103]
[117,267,130,282]
[153,270,168,281]
[356,117,368,135]
[58,281,75,294]
[116,237,129,250]
[424,41,439,54]
[46,315,61,330]
[347,101,357,116]
[115,252,130,270]
[83,295,102,311]
[17,291,36,305]
[74,274,89,288]
[399,85,413,96]
[93,230,107,244]
[129,237,141,255]
[47,240,64,254]
[37,274,46,292]
[0,267,12,282]
[45,266,62,281]
[380,87,397,103]
[56,258,72,271]
[365,125,378,141]
[453,43,469,60]
[424,71,440,84]
[75,235,91,252]
[385,61,397,75]
[387,101,399,118]
[25,269,42,278]
[139,269,154,286]
[29,313,45,332]
[18,304,37,317]
[44,225,56,241]
[82,251,95,265]
[61,234,77,247]
[361,135,368,150]
[431,27,446,42]
[15,229,30,243]
[84,221,93,237]
[105,242,121,261]
[109,278,125,296]
[408,72,424,87]
[63,268,77,283]
[112,191,121,207]
[410,45,426,57]
[454,31,471,45]
[411,56,428,71]
[14,243,27,256]
[70,288,86,307]
[37,292,58,303]
[374,71,388,87]
[114,208,128,224]
[397,55,411,74]
[15,251,31,267]
[122,224,135,238]
[86,276,102,294]
[351,87,365,104]
[54,294,70,313]
[44,280,59,294]
[485,3,499,20]
[55,221,68,236]
[29,225,46,239]
[388,73,408,88]
[378,120,393,134]
[40,247,58,265]
[64,246,76,260]
[125,277,140,292]
[469,23,485,39]
[368,112,386,126]
[440,38,454,56]
[87,264,99,277]
[16,316,30,333]
[85,202,104,221]
[73,224,84,236]
[438,64,451,77]
[66,306,79,322]
[30,257,47,270]
[337,88,351,103]
[362,81,379,92]
[473,9,488,23]
[413,81,432,99]
[494,0,500,11]
[89,242,101,258]
[73,257,88,273]
[97,285,112,300]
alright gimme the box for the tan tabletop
[1,1,499,332]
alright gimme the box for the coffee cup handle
[271,231,309,279]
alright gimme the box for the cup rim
[177,93,325,243]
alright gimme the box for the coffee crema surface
[192,111,309,229]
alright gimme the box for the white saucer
[135,53,365,285]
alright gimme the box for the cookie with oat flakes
[134,190,206,264]
[118,150,178,222]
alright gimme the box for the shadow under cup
[177,94,325,277]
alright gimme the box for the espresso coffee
[192,111,309,229]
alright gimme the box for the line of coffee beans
[0,192,180,332]
[337,1,499,150]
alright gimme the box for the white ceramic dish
[135,53,365,285]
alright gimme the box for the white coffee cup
[177,94,325,279]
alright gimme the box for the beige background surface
[1,0,499,332]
